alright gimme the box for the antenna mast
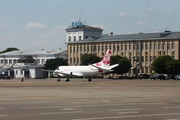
[79,5,81,21]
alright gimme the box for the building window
[77,58,79,64]
[125,45,127,51]
[150,56,153,62]
[79,36,81,40]
[129,45,132,50]
[172,42,174,49]
[141,43,144,50]
[113,45,116,51]
[163,43,166,50]
[129,57,131,62]
[133,44,136,51]
[68,36,71,42]
[70,58,72,64]
[86,36,88,39]
[1,60,3,64]
[87,46,89,52]
[146,67,148,73]
[146,56,148,63]
[77,46,79,52]
[74,36,76,41]
[98,46,100,52]
[42,59,45,64]
[150,44,152,51]
[73,47,75,53]
[154,44,157,51]
[5,60,8,64]
[84,46,86,52]
[142,56,144,62]
[102,46,104,52]
[145,44,148,50]
[117,45,120,51]
[70,47,72,53]
[74,58,76,65]
[13,59,16,64]
[80,46,82,51]
[121,44,123,51]
[158,44,161,50]
[168,43,170,50]
[105,45,108,51]
[9,59,12,64]
[16,70,18,75]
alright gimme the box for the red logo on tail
[95,49,112,67]
[102,49,111,65]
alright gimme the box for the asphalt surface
[0,78,180,120]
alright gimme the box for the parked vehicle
[0,74,11,79]
[175,74,180,80]
[139,74,150,79]
[149,74,166,80]
[158,74,166,80]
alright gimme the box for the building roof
[68,31,180,44]
[0,49,67,57]
[66,25,103,32]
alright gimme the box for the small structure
[0,49,67,79]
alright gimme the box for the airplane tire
[88,78,92,82]
[66,78,70,82]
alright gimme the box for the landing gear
[65,78,70,82]
[57,76,60,82]
[88,77,92,82]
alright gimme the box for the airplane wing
[42,69,84,77]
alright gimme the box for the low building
[0,49,67,78]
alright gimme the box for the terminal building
[66,22,180,76]
[0,49,67,78]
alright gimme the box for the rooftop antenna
[79,5,81,21]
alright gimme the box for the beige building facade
[67,31,180,76]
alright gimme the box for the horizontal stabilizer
[109,64,119,70]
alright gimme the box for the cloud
[25,22,47,29]
[146,8,152,12]
[0,23,13,28]
[50,26,66,35]
[137,20,146,25]
[118,12,126,17]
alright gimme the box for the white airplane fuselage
[55,65,108,77]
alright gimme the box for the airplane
[47,49,119,82]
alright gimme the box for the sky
[0,0,180,51]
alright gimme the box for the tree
[166,59,180,75]
[111,55,132,75]
[81,54,101,65]
[0,47,19,54]
[44,58,68,70]
[151,55,173,74]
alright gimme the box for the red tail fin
[95,49,112,67]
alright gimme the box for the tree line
[0,47,19,54]
[45,54,180,78]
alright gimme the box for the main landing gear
[88,77,92,82]
[57,76,60,82]
[65,78,70,82]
